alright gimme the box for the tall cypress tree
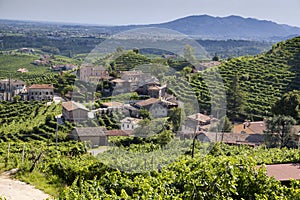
[227,74,245,122]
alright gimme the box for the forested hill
[209,36,300,120]
[158,15,300,41]
[123,15,300,41]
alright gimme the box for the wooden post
[22,143,25,164]
[56,116,58,150]
[7,143,10,160]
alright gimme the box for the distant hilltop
[116,15,300,41]
[1,15,300,41]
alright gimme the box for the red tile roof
[265,163,300,181]
[233,121,266,134]
[136,98,159,107]
[188,113,211,123]
[28,84,54,89]
[101,101,124,108]
[106,130,133,136]
[62,101,89,111]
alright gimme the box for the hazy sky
[1,0,300,27]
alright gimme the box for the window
[127,124,129,128]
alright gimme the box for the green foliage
[60,143,300,199]
[112,51,151,71]
[0,138,299,199]
[265,115,297,148]
[183,44,196,63]
[167,107,185,131]
[226,74,246,121]
[272,90,300,122]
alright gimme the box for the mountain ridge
[1,15,300,41]
[146,15,300,41]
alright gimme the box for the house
[62,101,89,121]
[0,79,26,101]
[127,98,177,118]
[71,127,107,147]
[111,78,131,94]
[27,84,54,101]
[134,98,160,110]
[120,70,145,82]
[120,117,142,130]
[149,99,177,118]
[233,121,266,134]
[98,101,124,114]
[124,104,140,118]
[149,102,168,118]
[147,85,167,98]
[180,113,215,134]
[51,64,78,72]
[79,65,110,82]
[193,61,221,73]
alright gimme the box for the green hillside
[191,36,300,121]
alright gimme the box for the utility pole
[55,115,60,150]
[191,117,200,158]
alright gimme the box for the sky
[0,0,300,27]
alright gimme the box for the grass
[16,171,65,198]
[0,54,47,72]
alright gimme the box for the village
[1,7,300,198]
[2,63,299,150]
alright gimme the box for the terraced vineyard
[190,36,300,120]
[0,101,71,142]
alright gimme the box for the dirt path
[0,171,50,200]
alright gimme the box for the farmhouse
[180,113,215,134]
[120,70,145,82]
[79,65,110,82]
[71,127,108,147]
[51,64,78,72]
[98,101,124,114]
[27,84,54,101]
[134,98,160,110]
[120,117,142,130]
[0,79,26,101]
[62,101,89,121]
[147,85,167,98]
